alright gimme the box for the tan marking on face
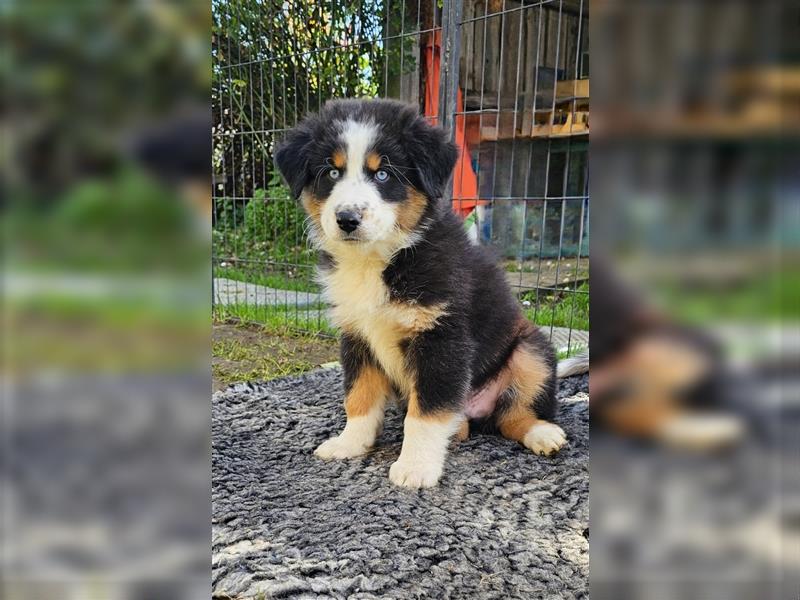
[345,364,391,418]
[366,152,381,171]
[332,149,346,169]
[396,188,429,233]
[496,344,551,442]
[301,192,323,228]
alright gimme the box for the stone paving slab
[543,325,589,353]
[213,278,322,307]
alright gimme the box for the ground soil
[212,320,339,393]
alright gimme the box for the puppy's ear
[403,114,458,199]
[274,118,316,199]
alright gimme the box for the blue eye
[328,169,340,180]
[375,169,389,182]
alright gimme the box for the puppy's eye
[328,169,340,180]
[374,169,389,182]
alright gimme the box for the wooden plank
[555,78,589,99]
[461,0,475,91]
[550,110,589,136]
[485,10,501,99]
[472,0,485,99]
[559,11,574,78]
[544,7,559,73]
[480,109,535,141]
[500,1,523,108]
[521,9,538,135]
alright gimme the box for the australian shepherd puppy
[275,99,566,488]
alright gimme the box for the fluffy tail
[557,349,589,378]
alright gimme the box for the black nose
[336,210,361,233]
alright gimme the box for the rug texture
[212,369,589,600]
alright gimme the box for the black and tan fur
[275,99,565,488]
[587,257,743,448]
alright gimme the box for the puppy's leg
[454,419,470,442]
[496,329,566,456]
[315,335,389,460]
[389,396,464,488]
[389,327,469,488]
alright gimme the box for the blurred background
[591,0,798,598]
[3,2,210,599]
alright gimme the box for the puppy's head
[275,99,457,252]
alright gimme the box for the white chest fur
[319,250,447,394]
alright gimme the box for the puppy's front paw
[523,422,567,456]
[389,459,442,488]
[314,435,369,460]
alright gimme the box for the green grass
[521,282,590,331]
[662,270,800,324]
[505,262,539,273]
[17,293,208,329]
[213,302,338,337]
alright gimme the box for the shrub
[211,175,313,267]
[243,177,310,263]
[14,167,202,272]
[214,198,245,231]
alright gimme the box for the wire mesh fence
[212,0,589,357]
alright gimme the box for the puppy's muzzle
[336,210,361,234]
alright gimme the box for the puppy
[275,99,565,488]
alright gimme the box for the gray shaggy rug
[212,369,589,600]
